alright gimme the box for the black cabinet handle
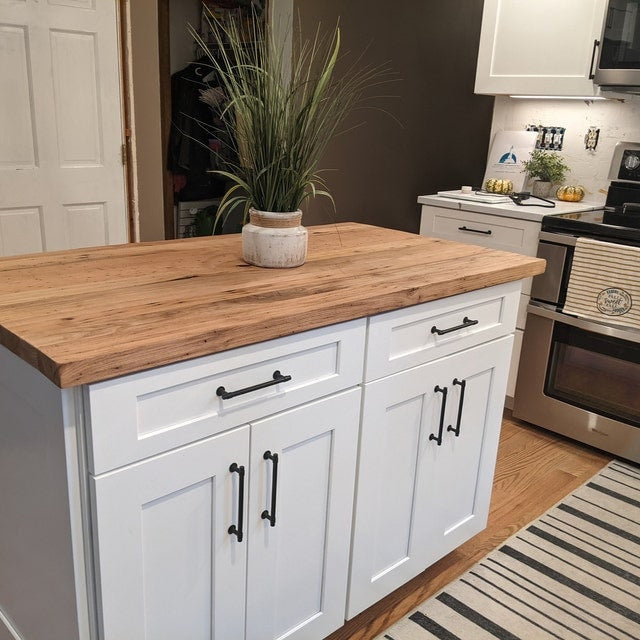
[447,378,466,437]
[429,385,448,446]
[589,39,600,79]
[458,225,492,235]
[261,450,279,527]
[431,316,479,336]
[228,463,245,542]
[216,370,292,400]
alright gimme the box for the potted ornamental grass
[521,149,570,198]
[190,8,392,267]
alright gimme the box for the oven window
[545,322,640,428]
[600,0,640,69]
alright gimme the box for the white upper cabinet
[475,0,608,96]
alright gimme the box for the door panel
[348,363,442,617]
[416,336,512,567]
[91,426,249,640]
[246,389,360,640]
[0,0,127,256]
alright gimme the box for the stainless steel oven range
[513,144,640,463]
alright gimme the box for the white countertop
[417,193,605,222]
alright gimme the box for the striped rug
[377,460,640,640]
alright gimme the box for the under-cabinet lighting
[510,95,608,100]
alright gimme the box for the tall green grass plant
[190,9,392,229]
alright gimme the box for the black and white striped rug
[378,460,640,640]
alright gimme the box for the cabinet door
[246,389,360,640]
[347,336,512,618]
[91,426,249,640]
[475,0,607,96]
[414,335,513,566]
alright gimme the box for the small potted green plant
[190,9,392,268]
[521,150,570,198]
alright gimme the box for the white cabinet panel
[366,283,519,381]
[91,426,249,640]
[246,389,360,640]
[348,336,513,618]
[475,0,608,96]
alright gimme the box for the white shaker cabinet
[246,390,360,640]
[91,426,250,640]
[92,389,360,640]
[347,336,513,618]
[475,0,607,96]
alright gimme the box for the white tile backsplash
[490,94,640,202]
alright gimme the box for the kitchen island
[0,223,544,640]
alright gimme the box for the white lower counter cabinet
[91,388,360,640]
[346,335,513,618]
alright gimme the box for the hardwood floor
[326,412,612,640]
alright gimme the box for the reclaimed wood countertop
[0,223,545,388]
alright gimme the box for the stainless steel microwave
[594,0,640,92]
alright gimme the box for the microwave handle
[589,39,600,80]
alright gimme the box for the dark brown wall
[296,0,494,233]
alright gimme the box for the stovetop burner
[541,209,640,244]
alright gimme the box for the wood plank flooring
[326,412,612,640]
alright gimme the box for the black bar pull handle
[431,316,479,336]
[589,39,600,79]
[429,385,448,446]
[458,225,492,235]
[228,463,245,542]
[447,378,466,437]
[217,370,292,400]
[261,450,279,527]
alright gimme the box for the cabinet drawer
[85,319,366,474]
[421,206,540,253]
[365,283,519,381]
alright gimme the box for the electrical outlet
[526,125,565,151]
[585,126,600,151]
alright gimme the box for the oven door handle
[527,303,640,344]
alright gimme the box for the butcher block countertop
[0,223,545,388]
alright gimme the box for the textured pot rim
[249,208,303,229]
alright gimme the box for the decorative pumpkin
[484,178,514,194]
[556,185,585,202]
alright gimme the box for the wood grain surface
[0,223,545,387]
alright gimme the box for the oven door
[513,304,640,462]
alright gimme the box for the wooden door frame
[158,0,175,239]
[117,0,138,242]
[118,0,174,242]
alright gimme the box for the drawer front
[420,206,540,256]
[86,319,366,474]
[365,283,519,381]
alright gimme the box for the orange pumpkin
[556,185,585,202]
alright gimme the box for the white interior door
[0,0,128,257]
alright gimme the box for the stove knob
[624,153,640,171]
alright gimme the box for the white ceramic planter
[242,208,307,268]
